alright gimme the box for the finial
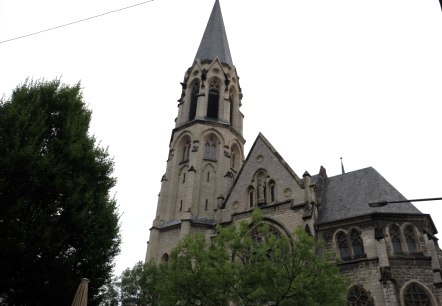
[340,157,345,174]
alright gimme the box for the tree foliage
[115,209,347,306]
[0,79,120,305]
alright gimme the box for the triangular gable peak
[222,133,305,220]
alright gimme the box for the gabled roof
[318,167,421,224]
[223,133,303,205]
[194,0,233,66]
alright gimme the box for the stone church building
[145,1,442,305]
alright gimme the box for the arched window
[189,81,199,121]
[337,232,350,260]
[230,144,240,170]
[403,283,432,306]
[347,285,374,306]
[390,224,403,255]
[229,89,234,125]
[204,137,217,160]
[248,187,255,208]
[182,140,190,162]
[161,253,169,263]
[350,229,365,258]
[207,80,220,119]
[269,180,276,203]
[404,225,418,254]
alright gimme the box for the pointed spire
[194,0,233,66]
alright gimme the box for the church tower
[146,0,245,263]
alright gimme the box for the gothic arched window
[189,81,199,121]
[403,283,432,306]
[161,253,169,263]
[390,224,403,255]
[347,285,374,306]
[230,144,240,170]
[404,225,418,254]
[182,140,190,162]
[337,231,350,260]
[207,79,220,119]
[350,229,365,258]
[248,187,254,208]
[269,180,276,203]
[229,89,235,125]
[204,137,217,161]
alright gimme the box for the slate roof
[194,0,233,66]
[318,167,421,224]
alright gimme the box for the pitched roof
[194,0,233,66]
[318,167,421,224]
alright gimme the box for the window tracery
[347,285,374,306]
[337,232,350,260]
[404,225,418,254]
[350,229,365,257]
[403,283,432,306]
[204,137,217,160]
[390,224,403,255]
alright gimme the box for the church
[145,1,442,305]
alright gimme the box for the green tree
[158,233,233,306]
[119,261,161,306]
[0,79,120,305]
[157,209,348,306]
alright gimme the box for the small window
[231,151,236,169]
[337,232,350,260]
[269,181,276,202]
[161,253,169,263]
[404,225,418,254]
[390,224,403,255]
[207,80,220,119]
[205,199,208,210]
[182,141,190,162]
[229,90,234,124]
[189,81,199,121]
[182,173,186,183]
[350,229,365,257]
[207,171,210,182]
[179,200,183,212]
[403,283,432,306]
[249,188,254,208]
[204,137,217,160]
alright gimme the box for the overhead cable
[0,0,154,44]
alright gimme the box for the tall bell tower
[146,0,245,263]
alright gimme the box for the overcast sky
[1,0,442,276]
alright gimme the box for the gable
[221,133,305,221]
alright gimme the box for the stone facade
[145,1,442,304]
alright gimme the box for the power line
[0,0,154,45]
